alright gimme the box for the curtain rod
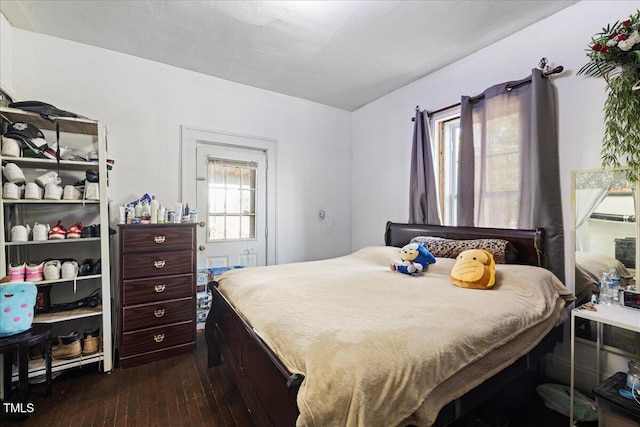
[411,64,564,121]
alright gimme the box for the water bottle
[609,269,621,304]
[600,272,612,304]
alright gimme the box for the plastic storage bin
[593,372,640,427]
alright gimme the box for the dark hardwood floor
[1,332,255,427]
[2,333,598,427]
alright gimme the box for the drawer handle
[154,309,165,318]
[154,284,166,293]
[154,334,165,343]
[154,260,166,268]
[154,236,166,244]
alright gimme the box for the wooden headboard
[384,222,545,268]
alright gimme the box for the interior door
[196,144,267,269]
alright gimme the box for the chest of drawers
[118,224,197,368]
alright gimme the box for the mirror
[572,168,639,355]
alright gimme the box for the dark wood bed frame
[205,222,563,426]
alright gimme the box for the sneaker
[8,263,26,282]
[32,223,50,241]
[43,260,61,281]
[61,260,79,279]
[10,224,30,242]
[35,171,61,188]
[53,331,81,360]
[44,183,63,200]
[24,182,44,200]
[25,262,44,282]
[67,222,84,239]
[63,185,82,200]
[84,182,99,200]
[2,182,22,199]
[106,152,115,170]
[1,136,21,157]
[49,221,67,240]
[2,163,26,184]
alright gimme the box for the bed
[205,222,574,426]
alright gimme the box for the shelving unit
[0,106,113,385]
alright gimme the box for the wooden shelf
[35,306,103,323]
[11,352,105,381]
[5,237,101,246]
[1,199,100,205]
[0,106,98,135]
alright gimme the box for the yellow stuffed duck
[450,249,496,289]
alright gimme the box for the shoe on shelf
[24,182,44,200]
[53,331,81,360]
[2,182,23,199]
[8,263,26,282]
[35,171,61,188]
[67,222,84,239]
[86,169,99,183]
[25,262,44,282]
[32,223,50,241]
[1,136,21,157]
[82,327,100,356]
[78,259,95,276]
[84,182,99,200]
[44,183,63,200]
[10,224,31,242]
[2,162,26,184]
[61,261,79,279]
[48,221,67,240]
[43,260,61,281]
[63,185,82,200]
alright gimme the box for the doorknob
[199,221,206,227]
[199,245,206,251]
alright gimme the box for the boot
[82,327,100,356]
[52,331,81,360]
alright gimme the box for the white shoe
[43,260,61,281]
[44,183,63,200]
[2,163,26,184]
[24,182,44,200]
[2,182,22,199]
[1,136,21,157]
[61,261,79,279]
[35,171,61,188]
[10,224,31,242]
[63,185,82,200]
[32,223,50,241]
[84,182,99,200]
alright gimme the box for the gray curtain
[457,69,565,282]
[409,109,441,225]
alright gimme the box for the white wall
[351,0,639,390]
[2,23,353,265]
[0,13,13,95]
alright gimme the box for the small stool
[0,323,52,401]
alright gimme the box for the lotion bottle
[150,196,159,224]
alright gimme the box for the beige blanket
[217,246,574,427]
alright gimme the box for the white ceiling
[1,0,577,111]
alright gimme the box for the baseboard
[543,350,620,394]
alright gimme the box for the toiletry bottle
[134,202,142,219]
[150,196,159,224]
[158,206,165,224]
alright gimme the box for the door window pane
[207,158,258,241]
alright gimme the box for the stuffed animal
[450,249,496,289]
[390,242,436,275]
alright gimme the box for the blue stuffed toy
[390,242,436,275]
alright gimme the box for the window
[207,158,257,241]
[433,112,460,226]
[433,97,527,228]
